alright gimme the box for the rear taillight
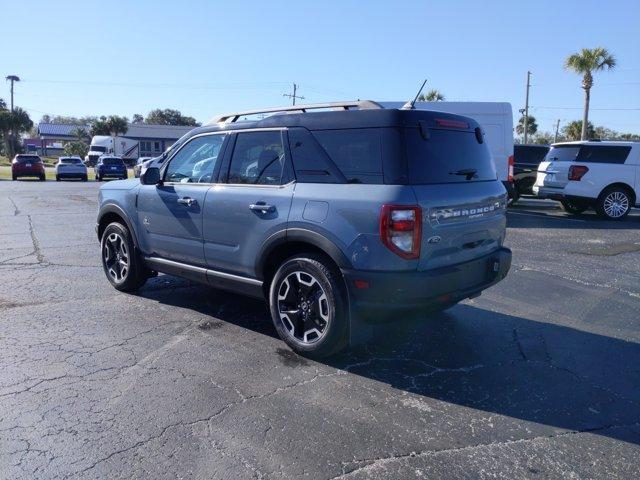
[508,154,514,182]
[380,205,422,260]
[568,165,589,181]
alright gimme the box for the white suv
[533,141,639,220]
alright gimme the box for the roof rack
[206,100,384,126]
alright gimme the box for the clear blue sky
[1,0,639,134]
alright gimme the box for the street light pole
[523,71,531,145]
[5,75,20,112]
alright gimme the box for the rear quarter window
[405,127,496,184]
[312,128,384,184]
[577,145,631,164]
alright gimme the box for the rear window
[405,127,496,184]
[514,145,549,165]
[547,145,631,164]
[312,128,383,184]
[16,155,41,163]
[61,158,82,164]
[102,158,123,165]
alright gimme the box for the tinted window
[165,134,226,183]
[546,146,579,162]
[577,145,631,164]
[60,158,82,164]
[288,128,343,183]
[405,127,496,184]
[227,131,284,185]
[514,145,549,165]
[102,158,124,165]
[313,128,383,184]
[91,146,107,153]
[16,155,41,163]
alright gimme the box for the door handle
[249,202,275,213]
[177,197,197,207]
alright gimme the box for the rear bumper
[57,171,87,178]
[98,171,127,178]
[13,168,44,177]
[342,247,512,322]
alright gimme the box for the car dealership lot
[1,182,639,479]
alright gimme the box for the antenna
[401,78,428,110]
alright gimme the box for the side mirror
[140,167,161,185]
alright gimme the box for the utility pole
[283,83,305,106]
[523,71,531,144]
[5,75,20,112]
[554,119,561,143]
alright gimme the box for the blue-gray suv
[97,101,511,357]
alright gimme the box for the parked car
[513,144,550,196]
[95,156,128,181]
[96,101,512,357]
[533,141,639,220]
[55,156,88,181]
[11,154,46,181]
[133,157,154,178]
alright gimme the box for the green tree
[0,98,6,110]
[564,47,616,140]
[563,120,595,141]
[69,127,89,142]
[132,113,144,124]
[64,141,89,158]
[145,108,199,126]
[0,107,33,157]
[417,89,445,101]
[90,117,111,136]
[105,115,129,136]
[516,115,538,137]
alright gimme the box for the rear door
[403,119,507,270]
[136,133,228,266]
[202,129,294,278]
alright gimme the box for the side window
[227,131,285,185]
[577,145,631,164]
[288,128,343,183]
[164,134,226,183]
[312,128,384,184]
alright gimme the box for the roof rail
[206,100,384,126]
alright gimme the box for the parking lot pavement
[1,183,639,480]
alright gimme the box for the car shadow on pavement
[328,304,640,446]
[138,275,640,446]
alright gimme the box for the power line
[282,83,305,106]
[531,106,640,111]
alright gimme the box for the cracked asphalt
[1,181,640,479]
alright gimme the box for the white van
[381,102,515,198]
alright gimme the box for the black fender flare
[97,203,140,248]
[255,227,353,280]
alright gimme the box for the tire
[269,254,348,358]
[12,174,17,181]
[82,176,88,182]
[56,176,60,182]
[40,175,46,182]
[100,222,148,292]
[96,175,102,182]
[508,189,520,206]
[596,186,633,220]
[560,199,589,215]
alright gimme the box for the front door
[137,133,228,266]
[203,130,294,278]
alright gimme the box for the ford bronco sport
[97,101,511,357]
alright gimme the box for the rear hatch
[535,144,578,189]
[404,113,507,271]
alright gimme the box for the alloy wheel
[103,232,129,282]
[277,271,330,344]
[603,191,629,218]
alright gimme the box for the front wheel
[560,199,589,215]
[269,254,348,358]
[596,187,632,220]
[100,222,148,292]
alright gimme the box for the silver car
[55,156,88,181]
[133,157,154,178]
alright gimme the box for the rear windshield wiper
[449,168,477,180]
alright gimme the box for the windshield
[405,127,496,184]
[546,146,580,162]
[91,146,108,153]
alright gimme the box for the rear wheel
[96,175,102,182]
[40,175,46,182]
[82,175,88,182]
[560,199,589,215]
[100,222,148,292]
[56,176,60,182]
[269,254,348,358]
[596,186,632,220]
[12,174,17,181]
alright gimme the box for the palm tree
[516,115,538,137]
[0,107,33,157]
[418,89,445,102]
[564,47,616,140]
